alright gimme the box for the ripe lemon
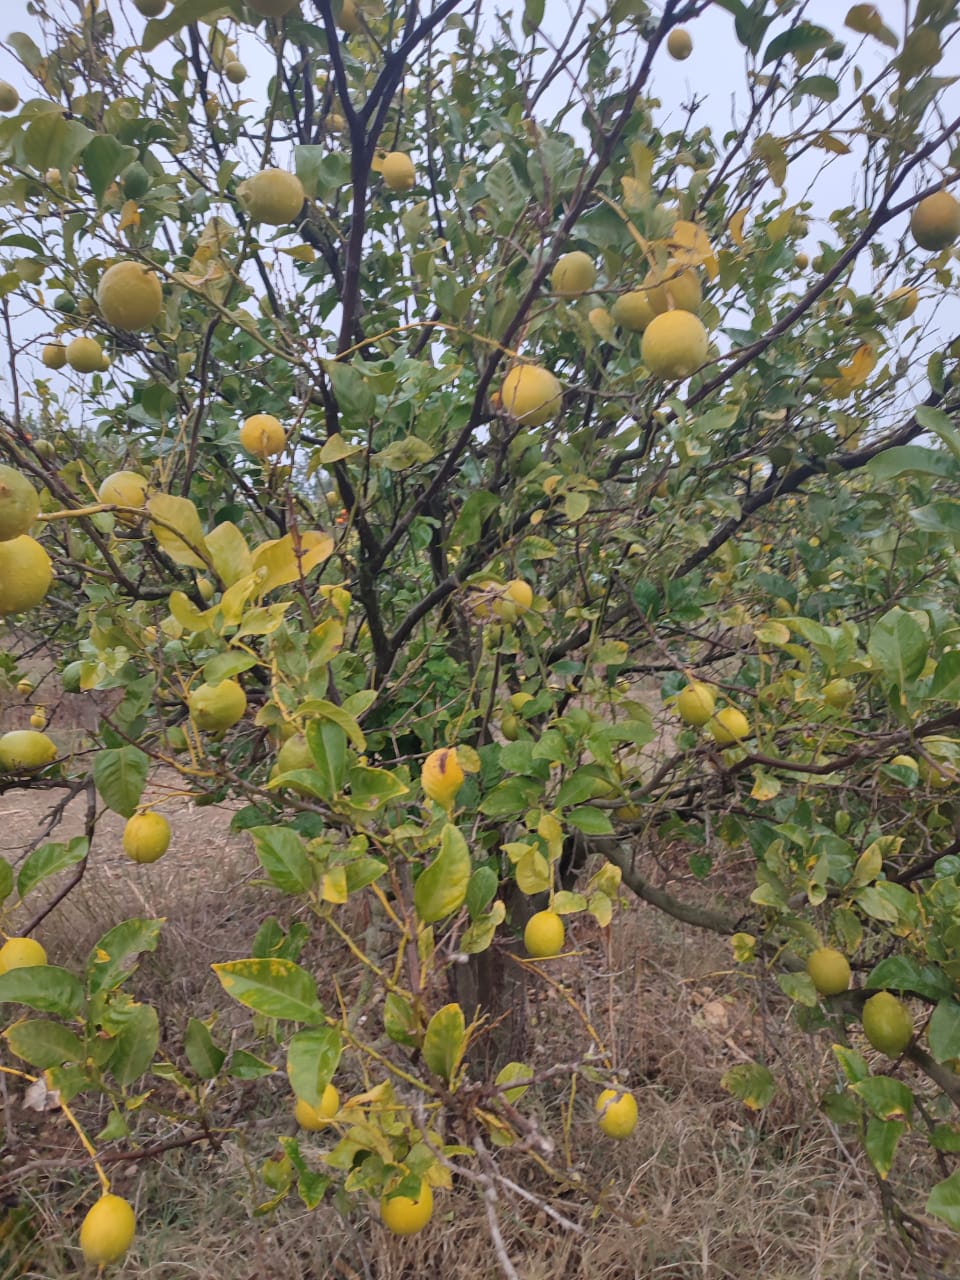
[238,168,305,225]
[240,413,287,457]
[98,470,148,513]
[642,261,701,314]
[491,579,534,622]
[381,152,416,191]
[887,285,918,319]
[667,28,693,59]
[611,289,655,332]
[910,191,960,251]
[188,679,247,732]
[65,336,104,373]
[500,364,563,426]
[133,0,167,13]
[295,1083,340,1129]
[806,947,851,996]
[0,82,19,112]
[823,678,855,709]
[421,746,465,806]
[523,909,565,958]
[16,678,34,695]
[676,680,715,726]
[225,60,247,83]
[123,812,171,864]
[862,991,913,1057]
[0,729,58,772]
[248,0,300,13]
[29,707,47,730]
[596,1088,638,1138]
[641,311,709,379]
[887,753,918,783]
[79,1194,136,1266]
[276,731,313,772]
[708,705,751,745]
[41,342,67,369]
[0,536,53,615]
[552,251,596,297]
[0,936,47,973]
[97,261,163,331]
[0,465,39,541]
[380,1181,434,1236]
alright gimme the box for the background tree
[2,0,960,1268]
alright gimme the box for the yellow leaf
[728,207,749,248]
[321,866,349,903]
[148,493,210,570]
[767,207,794,242]
[206,521,251,586]
[669,219,718,278]
[825,344,876,396]
[753,134,787,190]
[515,847,551,895]
[218,573,258,626]
[118,199,140,230]
[629,141,654,189]
[537,812,564,861]
[620,174,647,210]
[731,932,757,963]
[588,890,613,928]
[751,770,782,801]
[251,530,334,597]
[320,433,364,464]
[168,590,214,633]
[280,244,316,263]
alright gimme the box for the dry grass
[1,778,956,1280]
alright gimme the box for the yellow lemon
[611,289,655,332]
[240,413,287,457]
[97,261,164,331]
[295,1083,340,1129]
[887,285,918,319]
[823,677,855,709]
[29,707,47,730]
[0,465,39,541]
[523,909,565,958]
[552,251,596,297]
[0,936,47,973]
[98,470,148,512]
[595,1088,638,1138]
[806,947,851,996]
[676,680,716,726]
[421,746,465,806]
[276,732,313,773]
[491,578,534,622]
[910,190,960,251]
[667,28,693,59]
[641,310,709,379]
[380,1181,434,1236]
[381,152,416,191]
[0,729,57,771]
[79,1194,136,1266]
[65,336,104,373]
[188,679,247,732]
[0,536,53,615]
[642,261,701,314]
[238,169,305,225]
[862,991,913,1057]
[500,365,562,426]
[123,812,171,864]
[708,705,751,745]
[41,342,67,369]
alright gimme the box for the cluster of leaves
[1,0,960,1249]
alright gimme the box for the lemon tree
[1,0,960,1263]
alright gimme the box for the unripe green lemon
[642,261,701,314]
[0,82,19,112]
[823,678,855,709]
[611,289,655,332]
[910,191,960,252]
[667,28,693,59]
[188,679,247,732]
[0,729,58,772]
[238,169,305,225]
[65,336,104,373]
[41,342,67,369]
[98,261,163,331]
[862,991,913,1057]
[806,947,851,996]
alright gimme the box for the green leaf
[833,1044,871,1084]
[325,360,375,420]
[105,1001,159,1085]
[213,959,325,1023]
[867,445,960,481]
[93,746,149,818]
[867,607,928,688]
[422,1002,466,1084]
[720,1062,776,1110]
[374,436,435,471]
[845,4,897,47]
[227,1048,276,1079]
[762,22,832,65]
[249,826,314,895]
[0,858,11,904]
[306,699,366,750]
[185,1017,226,1079]
[203,652,259,683]
[852,1076,914,1120]
[17,837,88,900]
[306,718,348,799]
[415,824,471,923]
[931,652,960,702]
[791,75,839,105]
[82,134,138,206]
[287,1027,342,1108]
[384,992,419,1047]
[865,957,953,1001]
[928,1000,960,1064]
[565,806,614,835]
[87,918,165,995]
[522,0,545,35]
[451,491,499,545]
[864,1116,904,1179]
[466,866,499,920]
[927,1168,960,1230]
[142,0,243,51]
[24,114,92,176]
[0,965,83,1017]
[777,971,818,1006]
[3,1019,85,1069]
[344,764,408,811]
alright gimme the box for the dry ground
[0,732,956,1277]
